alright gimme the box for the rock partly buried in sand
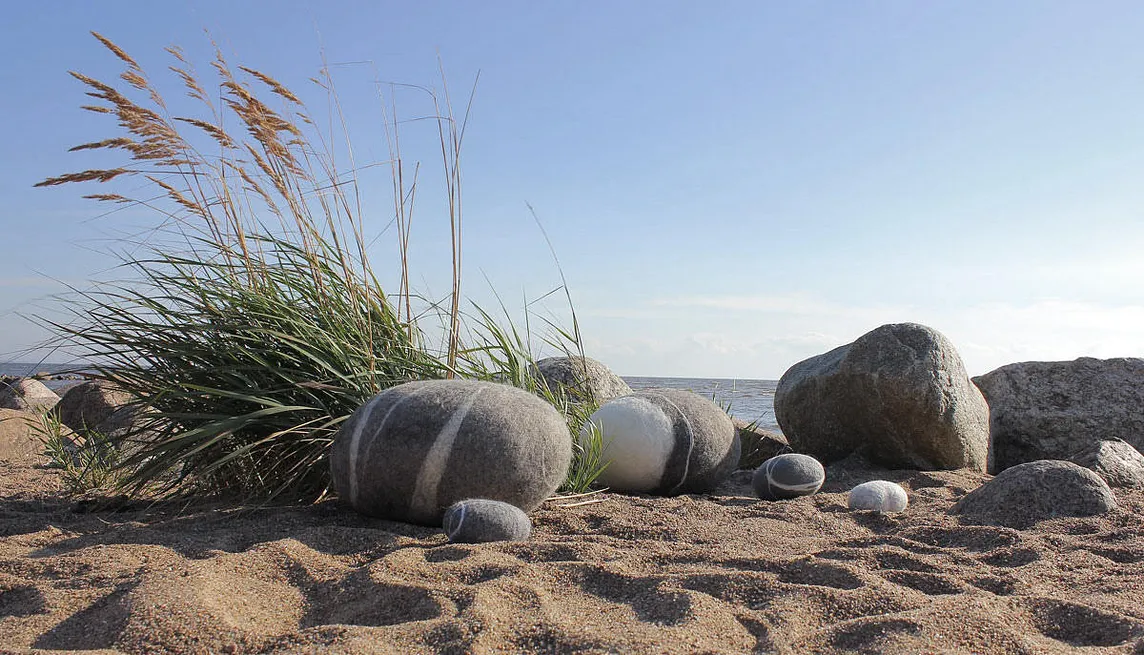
[582,389,740,495]
[953,460,1117,529]
[775,322,989,472]
[533,356,632,403]
[752,453,825,501]
[0,378,60,413]
[973,357,1144,473]
[330,380,572,526]
[443,498,532,543]
[56,380,134,433]
[1068,438,1144,489]
[848,480,909,512]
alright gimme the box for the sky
[2,1,1144,379]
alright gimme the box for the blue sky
[3,1,1143,378]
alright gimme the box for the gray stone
[1068,438,1144,489]
[56,380,134,434]
[774,323,990,471]
[0,379,60,413]
[330,379,572,526]
[582,389,740,495]
[752,453,824,501]
[848,480,909,512]
[734,418,790,469]
[973,358,1144,473]
[442,498,532,543]
[534,356,632,403]
[952,460,1117,529]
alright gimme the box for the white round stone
[581,395,676,492]
[848,480,909,512]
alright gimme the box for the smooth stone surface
[1069,439,1144,488]
[330,379,572,526]
[442,498,532,543]
[775,322,989,472]
[974,358,1144,473]
[952,460,1117,529]
[752,453,825,501]
[582,389,740,495]
[56,380,134,434]
[534,356,632,403]
[0,379,60,413]
[849,480,910,512]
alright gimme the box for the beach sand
[2,418,1144,654]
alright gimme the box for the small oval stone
[849,480,909,512]
[442,499,532,543]
[752,453,825,501]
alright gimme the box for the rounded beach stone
[952,459,1117,529]
[330,379,572,526]
[442,498,532,543]
[752,453,825,501]
[849,480,909,512]
[581,388,740,495]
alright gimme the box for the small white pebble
[849,480,909,513]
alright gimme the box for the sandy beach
[0,414,1142,655]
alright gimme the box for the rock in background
[534,356,632,403]
[774,323,989,471]
[952,459,1117,529]
[1068,438,1144,489]
[56,380,135,434]
[0,379,61,413]
[974,357,1144,473]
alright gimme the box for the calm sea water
[624,376,779,430]
[1,363,781,430]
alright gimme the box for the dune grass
[36,33,607,502]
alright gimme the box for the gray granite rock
[583,389,740,495]
[0,379,60,413]
[752,453,824,501]
[849,480,909,512]
[974,358,1144,473]
[56,380,134,434]
[442,498,532,543]
[774,323,990,471]
[1068,438,1144,489]
[330,380,572,526]
[534,356,632,403]
[952,460,1117,529]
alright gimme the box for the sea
[1,362,780,430]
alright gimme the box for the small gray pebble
[849,480,909,512]
[752,453,825,501]
[442,499,532,543]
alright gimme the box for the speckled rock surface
[56,380,134,434]
[952,460,1117,529]
[534,356,632,403]
[1068,438,1144,489]
[974,357,1144,473]
[0,379,60,413]
[774,323,989,471]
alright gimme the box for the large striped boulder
[330,380,572,526]
[582,389,740,495]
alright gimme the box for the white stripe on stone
[445,503,467,541]
[347,385,424,506]
[409,387,484,519]
[657,394,696,494]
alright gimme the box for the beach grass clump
[37,33,605,502]
[33,412,126,493]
